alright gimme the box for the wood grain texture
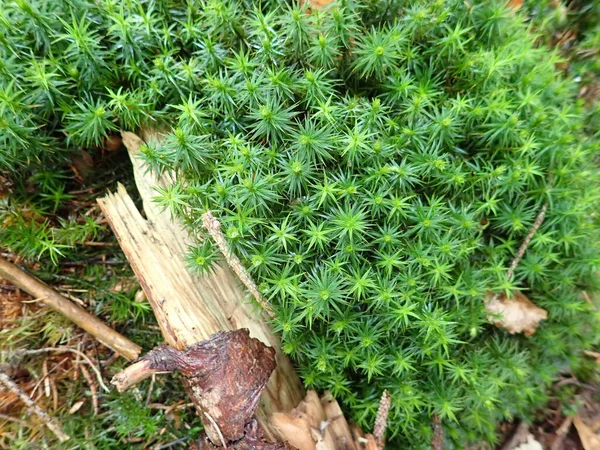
[97,131,304,439]
[272,390,379,450]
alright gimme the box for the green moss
[1,0,600,448]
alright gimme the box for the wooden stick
[488,202,548,305]
[202,211,274,317]
[0,369,69,442]
[0,257,141,361]
[431,414,443,450]
[111,359,157,392]
[506,202,548,280]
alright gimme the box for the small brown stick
[550,416,573,450]
[80,365,99,415]
[111,359,159,392]
[506,203,548,280]
[488,203,548,304]
[0,369,70,442]
[431,414,443,450]
[373,390,391,449]
[201,211,274,317]
[146,374,156,407]
[0,413,28,426]
[500,422,529,450]
[0,257,141,360]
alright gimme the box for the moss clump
[2,0,600,448]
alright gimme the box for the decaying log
[0,256,141,360]
[97,131,303,439]
[101,130,387,448]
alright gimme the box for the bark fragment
[112,329,278,447]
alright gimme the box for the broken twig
[487,203,548,305]
[431,414,443,450]
[0,257,141,360]
[202,211,274,317]
[506,202,548,280]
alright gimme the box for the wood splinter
[112,328,291,450]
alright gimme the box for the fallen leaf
[484,291,548,337]
[574,415,600,450]
[514,434,542,450]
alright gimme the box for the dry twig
[431,414,443,450]
[0,369,69,442]
[506,203,548,280]
[202,211,274,317]
[0,256,141,360]
[500,423,529,450]
[488,203,548,305]
[550,416,573,450]
[80,365,99,415]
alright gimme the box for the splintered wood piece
[98,131,303,439]
[195,420,292,449]
[273,390,376,450]
[321,392,357,450]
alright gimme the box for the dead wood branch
[0,257,141,361]
[506,202,548,280]
[0,369,69,442]
[98,131,303,439]
[487,203,549,305]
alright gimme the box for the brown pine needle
[506,202,548,280]
[0,369,70,442]
[431,414,443,450]
[80,365,99,415]
[11,347,110,392]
